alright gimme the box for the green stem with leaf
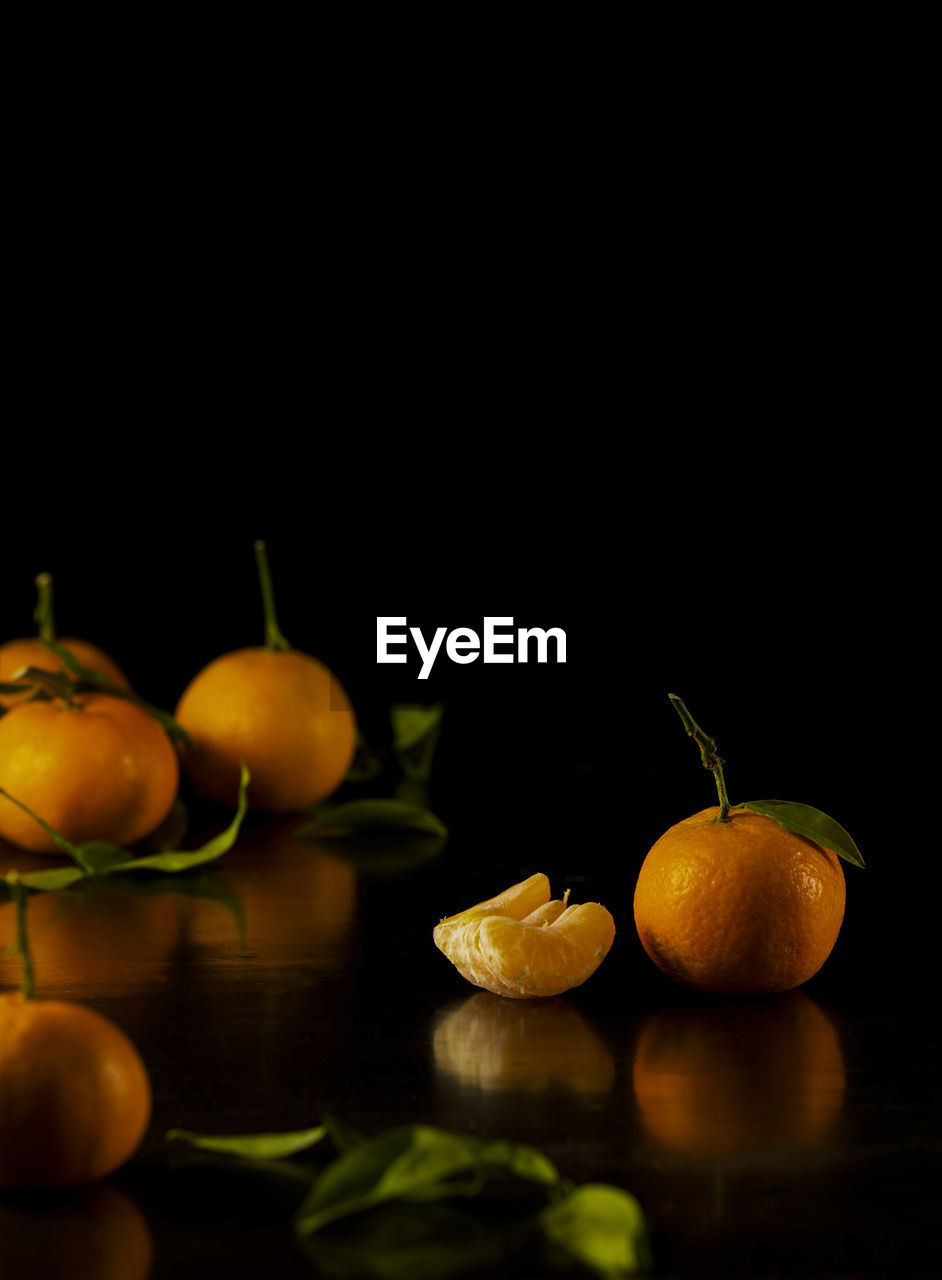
[255,541,291,652]
[668,694,731,822]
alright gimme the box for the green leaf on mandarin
[738,799,865,868]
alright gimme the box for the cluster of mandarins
[0,550,357,855]
[0,546,357,1193]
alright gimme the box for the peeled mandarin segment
[434,876,615,999]
[433,873,551,971]
[521,899,568,927]
[477,903,616,998]
[436,872,551,928]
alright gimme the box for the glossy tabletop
[0,795,938,1280]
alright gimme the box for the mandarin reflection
[199,817,357,967]
[0,1183,153,1280]
[632,991,846,1159]
[0,817,358,995]
[433,991,615,1095]
[0,877,185,998]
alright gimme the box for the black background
[2,134,931,1002]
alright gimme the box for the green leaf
[168,1126,327,1160]
[540,1183,651,1278]
[391,703,444,783]
[0,682,31,694]
[322,1113,367,1154]
[296,1126,559,1235]
[12,866,87,892]
[74,841,130,874]
[737,799,865,868]
[391,703,444,754]
[296,800,447,840]
[105,763,250,874]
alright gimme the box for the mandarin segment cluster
[434,872,616,999]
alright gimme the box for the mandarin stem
[254,541,291,652]
[668,693,731,821]
[33,573,56,643]
[6,874,35,1000]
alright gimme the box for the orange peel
[433,873,615,999]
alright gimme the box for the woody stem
[668,694,731,821]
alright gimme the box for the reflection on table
[433,990,615,1097]
[632,991,846,1160]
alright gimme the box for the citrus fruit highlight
[0,992,151,1189]
[0,692,179,853]
[633,805,846,994]
[434,873,615,999]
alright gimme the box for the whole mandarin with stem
[0,573,129,709]
[633,695,855,995]
[0,875,152,1191]
[174,541,357,812]
[0,682,179,854]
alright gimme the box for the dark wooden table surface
[1,783,938,1280]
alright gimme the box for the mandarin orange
[633,805,846,994]
[176,647,356,812]
[174,542,356,813]
[434,873,615,999]
[0,992,151,1189]
[0,692,179,853]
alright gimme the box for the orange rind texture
[433,873,615,999]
